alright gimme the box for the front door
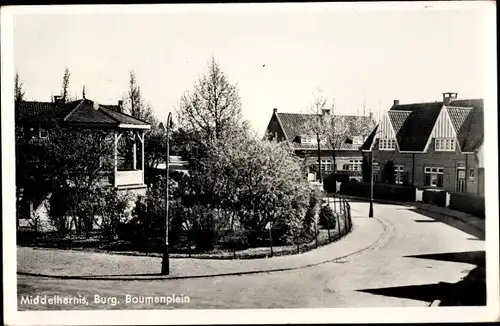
[456,165,466,193]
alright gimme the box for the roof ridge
[100,106,151,125]
[389,110,412,113]
[97,105,122,124]
[395,101,443,106]
[446,106,473,109]
[63,99,85,121]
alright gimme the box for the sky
[11,2,492,134]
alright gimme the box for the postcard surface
[2,1,498,325]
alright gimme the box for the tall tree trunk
[317,133,322,182]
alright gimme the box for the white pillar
[141,130,145,184]
[114,131,118,187]
[132,132,137,170]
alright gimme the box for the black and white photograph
[2,2,498,325]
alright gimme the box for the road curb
[341,195,484,234]
[17,218,390,282]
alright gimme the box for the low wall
[448,192,485,219]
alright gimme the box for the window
[435,138,456,151]
[469,168,475,179]
[348,159,362,171]
[424,167,444,187]
[317,159,332,172]
[394,165,408,184]
[379,138,396,151]
[38,128,48,139]
[342,164,350,171]
[302,137,314,144]
[302,136,326,145]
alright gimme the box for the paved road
[17,202,484,310]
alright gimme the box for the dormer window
[301,136,326,145]
[301,136,314,144]
[435,138,455,152]
[379,138,396,151]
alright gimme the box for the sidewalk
[18,215,389,281]
[339,194,485,233]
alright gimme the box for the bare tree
[302,91,371,178]
[15,72,26,102]
[124,70,156,124]
[176,56,243,147]
[61,67,71,102]
[122,70,163,183]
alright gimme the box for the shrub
[302,187,322,237]
[422,189,447,207]
[318,205,336,229]
[340,182,415,202]
[218,229,249,250]
[449,192,485,218]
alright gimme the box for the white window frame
[39,127,48,139]
[424,166,444,187]
[469,168,475,179]
[348,159,362,171]
[394,165,405,184]
[379,138,396,151]
[302,136,314,144]
[317,159,332,172]
[302,136,326,145]
[435,138,456,152]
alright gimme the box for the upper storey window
[435,138,456,152]
[379,138,396,151]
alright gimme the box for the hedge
[339,182,416,202]
[449,192,485,219]
[323,173,350,193]
[422,189,447,207]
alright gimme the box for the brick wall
[299,149,363,172]
[370,138,481,194]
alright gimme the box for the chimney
[273,108,278,114]
[442,92,458,105]
[53,95,63,105]
[117,100,123,113]
[393,100,400,106]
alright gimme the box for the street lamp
[369,150,374,217]
[161,112,172,275]
[369,130,382,218]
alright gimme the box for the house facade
[265,107,375,180]
[15,96,152,226]
[361,92,484,195]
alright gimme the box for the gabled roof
[361,124,379,150]
[361,98,484,153]
[15,101,56,120]
[17,99,150,129]
[451,99,484,152]
[388,110,411,135]
[274,112,374,150]
[395,102,443,151]
[276,113,318,141]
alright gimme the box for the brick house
[265,107,375,180]
[15,96,151,226]
[361,92,484,195]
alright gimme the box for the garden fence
[167,193,353,259]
